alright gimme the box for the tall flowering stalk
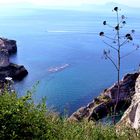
[99,7,139,124]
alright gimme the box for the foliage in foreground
[0,91,140,140]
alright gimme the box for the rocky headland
[69,72,140,124]
[0,37,28,82]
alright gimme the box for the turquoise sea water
[0,7,140,115]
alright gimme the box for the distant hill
[0,1,139,14]
[75,2,140,14]
[105,2,139,10]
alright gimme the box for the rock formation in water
[117,74,140,129]
[0,37,28,82]
[0,63,28,81]
[69,72,139,122]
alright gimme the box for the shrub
[0,91,61,140]
[0,90,140,140]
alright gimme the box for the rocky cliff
[0,38,28,82]
[69,72,139,122]
[0,48,9,67]
[117,74,140,129]
[0,38,17,54]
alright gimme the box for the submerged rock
[69,72,139,122]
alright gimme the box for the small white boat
[48,64,70,73]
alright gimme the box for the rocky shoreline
[69,72,139,123]
[0,37,28,82]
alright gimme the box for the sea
[0,6,140,115]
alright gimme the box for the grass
[0,90,140,140]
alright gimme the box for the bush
[0,91,61,140]
[0,90,140,140]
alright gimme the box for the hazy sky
[0,0,140,7]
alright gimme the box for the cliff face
[69,73,139,122]
[117,74,140,129]
[0,38,28,82]
[0,48,9,67]
[0,38,17,67]
[0,38,17,54]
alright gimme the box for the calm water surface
[0,7,140,115]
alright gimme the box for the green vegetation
[0,90,140,140]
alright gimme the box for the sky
[0,0,140,8]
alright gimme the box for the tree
[99,7,139,124]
